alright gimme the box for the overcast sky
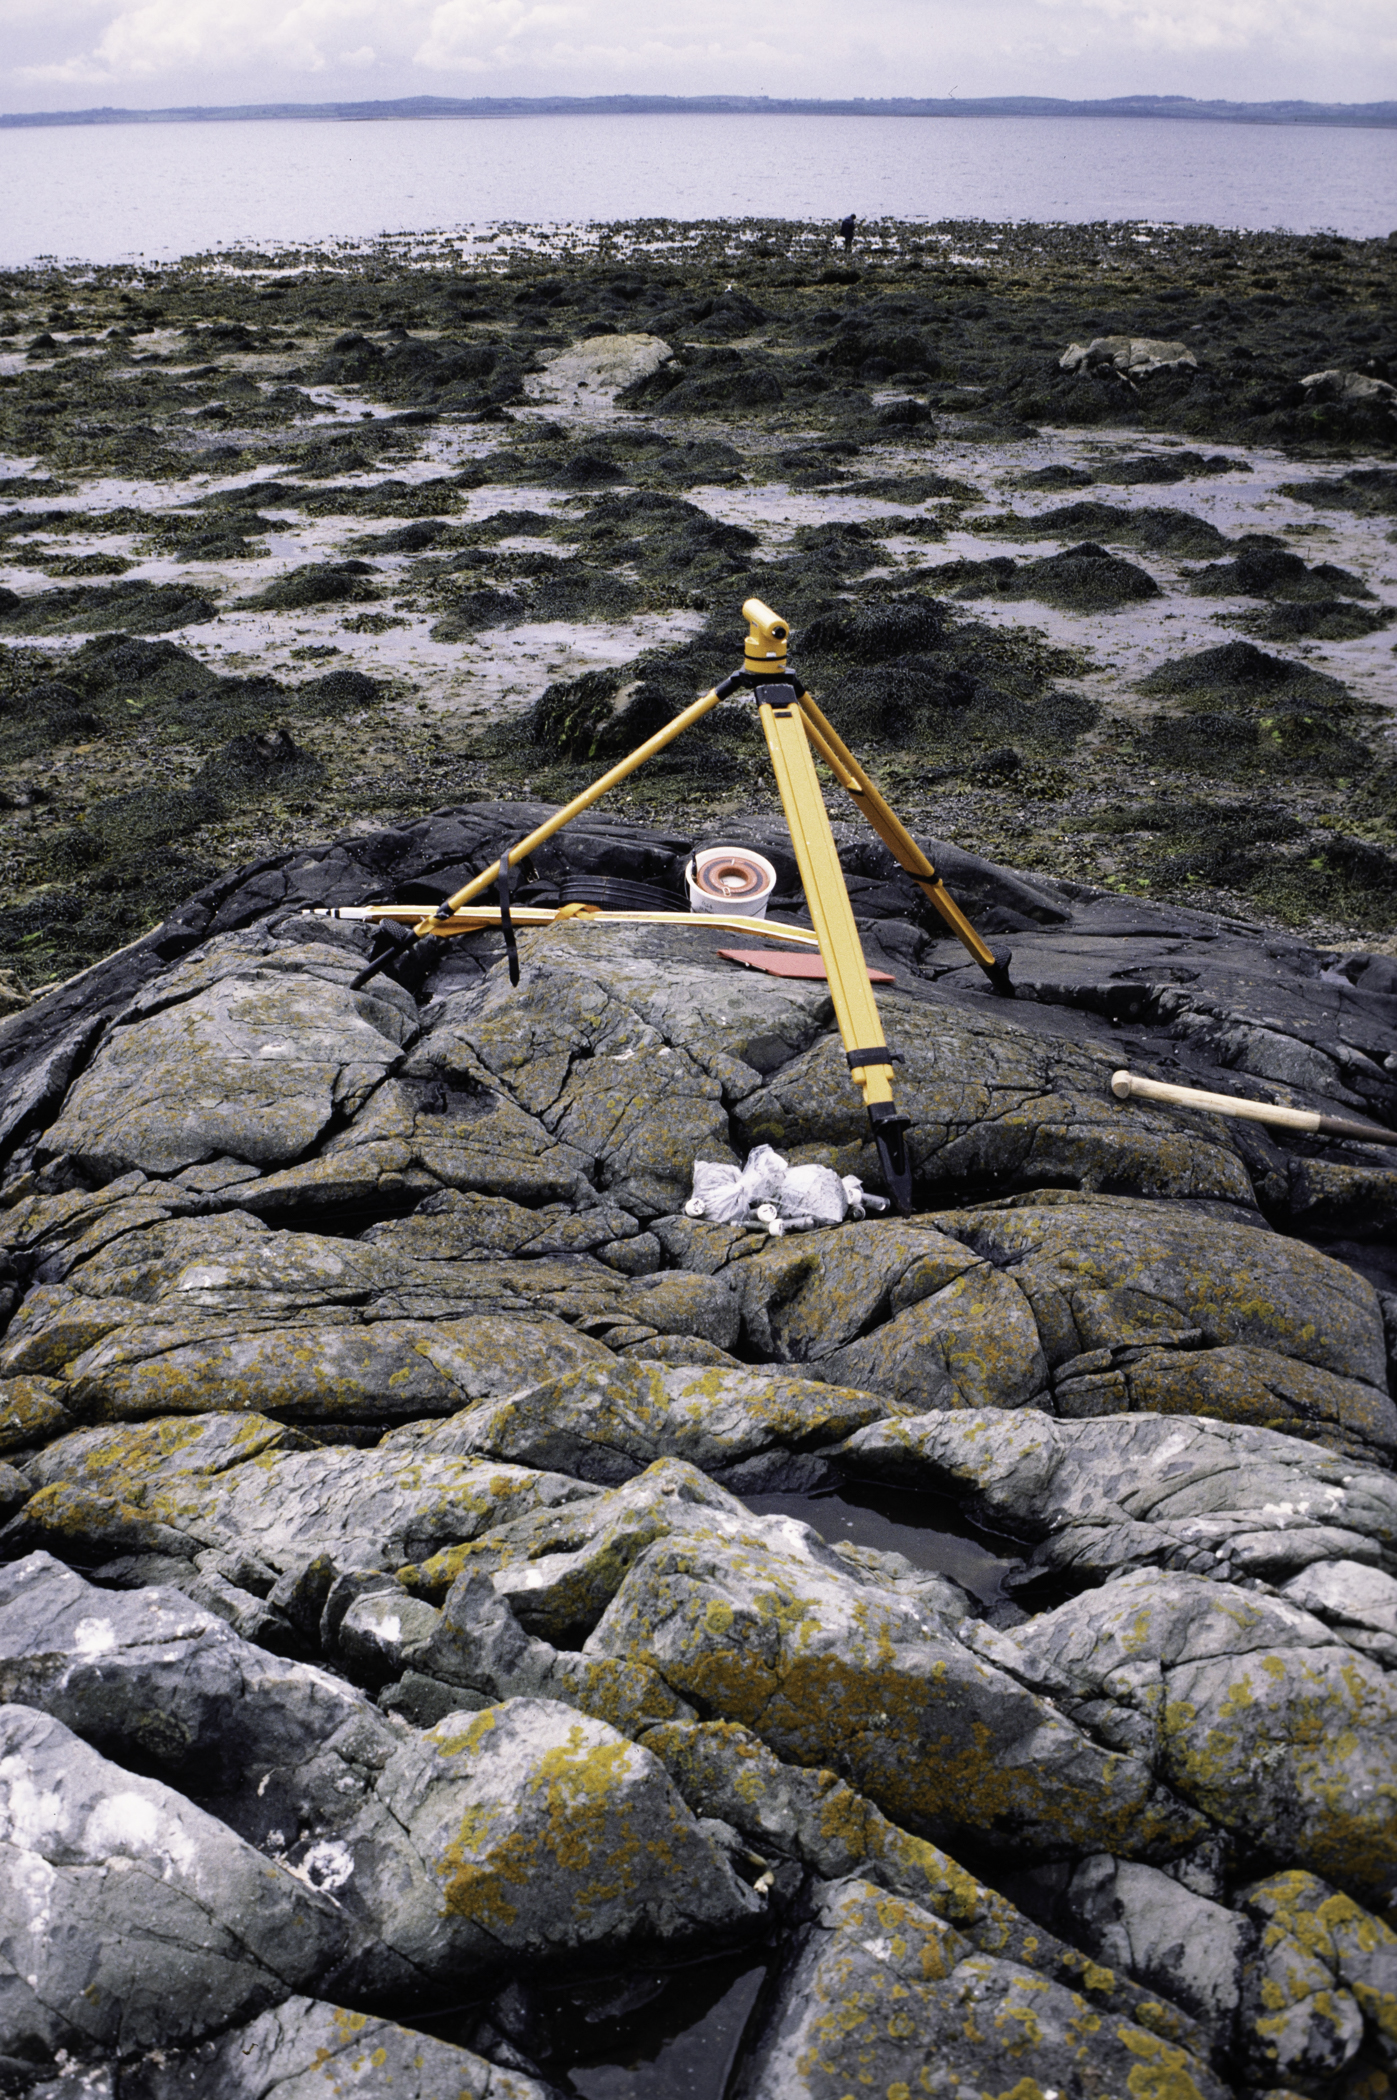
[2,0,1394,115]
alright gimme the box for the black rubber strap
[847,1047,905,1071]
[496,838,526,987]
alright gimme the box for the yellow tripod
[351,598,1011,1212]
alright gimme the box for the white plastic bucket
[686,845,778,918]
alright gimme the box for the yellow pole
[759,695,895,1111]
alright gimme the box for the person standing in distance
[838,213,857,254]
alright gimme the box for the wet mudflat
[0,211,1393,1000]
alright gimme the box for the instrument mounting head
[742,598,789,670]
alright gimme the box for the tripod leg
[759,696,913,1214]
[796,692,1013,995]
[410,677,739,938]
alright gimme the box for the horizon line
[3,91,1397,132]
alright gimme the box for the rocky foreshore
[0,214,1394,2098]
[0,798,1393,2098]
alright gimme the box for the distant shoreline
[3,92,1397,132]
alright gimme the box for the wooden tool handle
[1111,1070,1397,1147]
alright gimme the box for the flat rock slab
[390,1356,898,1486]
[0,1700,347,2061]
[133,1995,552,2100]
[39,942,416,1182]
[20,1410,598,1569]
[527,332,673,410]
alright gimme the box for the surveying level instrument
[333,598,1013,1213]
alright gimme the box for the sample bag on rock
[686,1145,887,1231]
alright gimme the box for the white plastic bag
[739,1144,789,1207]
[778,1162,848,1225]
[685,1145,790,1224]
[685,1145,889,1230]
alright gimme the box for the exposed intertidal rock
[383,1357,895,1490]
[584,1495,1201,1856]
[0,796,1393,2093]
[992,1569,1397,1907]
[839,1407,1397,1588]
[10,1409,596,1570]
[0,1700,350,2062]
[132,1997,552,2100]
[0,1556,758,1998]
[741,1877,1229,2100]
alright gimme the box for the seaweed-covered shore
[0,213,1394,992]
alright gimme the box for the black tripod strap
[497,839,525,986]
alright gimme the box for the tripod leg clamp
[847,1047,905,1072]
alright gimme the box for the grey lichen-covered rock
[0,1702,348,2063]
[362,1187,642,1261]
[838,1408,1397,1587]
[736,997,1256,1204]
[1005,1853,1254,2035]
[388,1355,895,1487]
[734,1218,1045,1412]
[6,808,1397,2092]
[989,1568,1397,1906]
[931,1196,1388,1389]
[414,1569,695,1738]
[38,939,417,1182]
[740,1876,1227,2100]
[0,1374,72,1454]
[1236,1869,1397,2068]
[1004,1850,1394,2084]
[365,1696,763,1968]
[336,1584,443,1683]
[735,1194,1396,1457]
[584,1506,1205,1863]
[640,1716,1210,2050]
[0,1557,741,1991]
[400,1456,762,1625]
[130,1995,552,2100]
[0,1551,383,1787]
[18,1409,597,1568]
[1280,1558,1397,1666]
[0,1201,747,1420]
[381,933,755,1218]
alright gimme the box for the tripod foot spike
[984,948,1015,998]
[351,934,429,992]
[868,1104,913,1215]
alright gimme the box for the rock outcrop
[0,803,1393,2095]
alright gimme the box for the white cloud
[411,0,580,74]
[2,0,1394,102]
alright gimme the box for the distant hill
[2,93,1396,130]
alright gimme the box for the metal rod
[310,904,822,945]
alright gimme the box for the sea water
[2,109,1394,266]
